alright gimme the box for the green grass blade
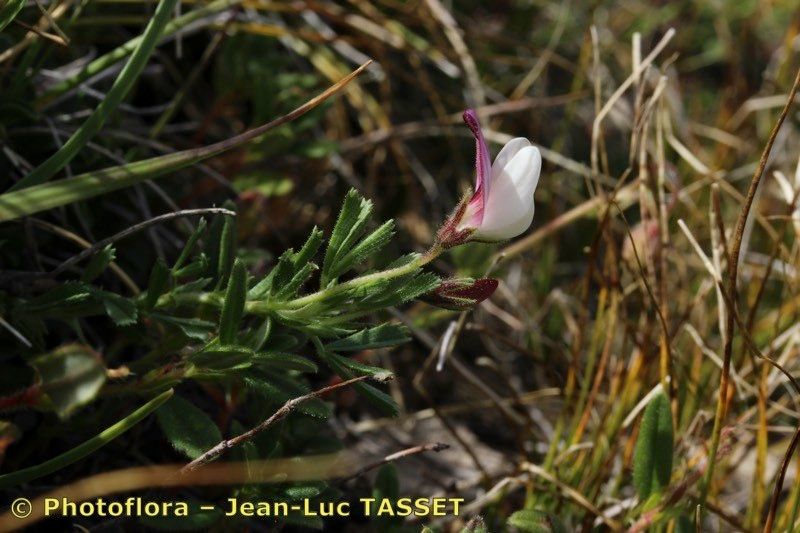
[36,0,240,108]
[0,0,25,32]
[0,389,173,489]
[10,0,180,192]
[0,62,370,222]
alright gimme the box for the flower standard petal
[491,137,531,179]
[473,145,541,241]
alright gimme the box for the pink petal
[463,109,491,224]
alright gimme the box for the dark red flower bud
[422,277,499,310]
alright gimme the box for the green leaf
[0,0,25,32]
[274,262,317,300]
[293,226,324,269]
[149,314,215,340]
[172,277,212,294]
[219,259,247,345]
[326,219,395,281]
[249,250,292,300]
[215,209,237,289]
[20,282,93,313]
[244,376,331,419]
[144,258,170,309]
[156,395,222,460]
[10,0,181,191]
[321,189,372,287]
[97,290,138,326]
[316,345,397,416]
[284,483,323,499]
[31,344,107,418]
[326,353,386,376]
[327,324,409,352]
[0,389,173,489]
[81,245,115,283]
[507,510,568,533]
[633,392,674,500]
[254,351,318,373]
[173,218,208,272]
[243,317,272,351]
[190,345,254,370]
[173,255,210,279]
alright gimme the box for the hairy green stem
[253,244,443,313]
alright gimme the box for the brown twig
[181,373,392,474]
[341,442,450,482]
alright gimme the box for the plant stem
[256,243,443,312]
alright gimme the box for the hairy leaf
[219,259,247,345]
[156,395,222,460]
[81,245,116,283]
[327,324,409,352]
[507,510,567,533]
[633,392,674,500]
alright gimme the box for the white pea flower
[438,109,541,247]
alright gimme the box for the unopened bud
[422,277,498,310]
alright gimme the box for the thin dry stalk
[701,66,800,503]
[181,373,390,474]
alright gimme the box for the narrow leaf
[633,391,674,500]
[215,209,237,289]
[149,314,215,340]
[315,343,397,416]
[328,219,394,280]
[11,0,181,191]
[292,226,324,268]
[327,324,409,352]
[322,190,370,287]
[219,259,247,345]
[0,389,173,489]
[190,344,254,370]
[173,217,207,272]
[0,0,25,32]
[254,351,318,373]
[274,262,317,300]
[0,63,369,222]
[144,258,170,309]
